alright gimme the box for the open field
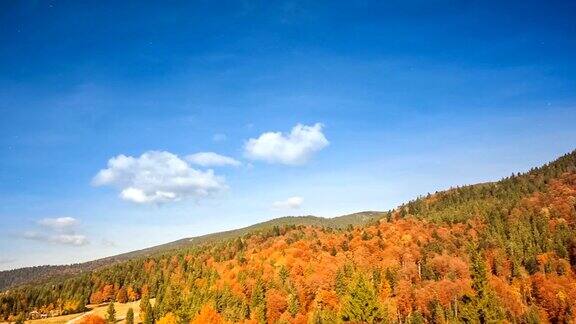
[19,313,83,324]
[80,299,154,324]
[1,299,154,324]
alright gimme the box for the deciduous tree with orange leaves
[191,305,223,324]
[79,315,106,324]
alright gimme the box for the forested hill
[402,149,576,224]
[0,212,384,291]
[1,150,576,323]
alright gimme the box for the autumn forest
[2,150,576,323]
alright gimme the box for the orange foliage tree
[190,305,223,324]
[79,314,105,324]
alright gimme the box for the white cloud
[23,231,88,246]
[244,123,329,165]
[186,152,241,167]
[272,196,304,210]
[92,151,227,204]
[53,234,88,246]
[23,216,88,246]
[38,217,78,231]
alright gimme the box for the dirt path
[13,299,153,324]
[65,310,93,324]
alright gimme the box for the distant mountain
[0,211,384,291]
[2,150,576,323]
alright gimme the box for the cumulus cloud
[92,151,227,204]
[53,234,88,246]
[38,217,78,231]
[244,123,329,165]
[23,216,88,246]
[23,231,88,246]
[272,196,304,210]
[186,152,241,167]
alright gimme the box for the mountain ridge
[0,211,385,291]
[3,149,575,291]
[2,149,576,323]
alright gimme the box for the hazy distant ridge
[0,211,384,291]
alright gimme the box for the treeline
[0,265,86,292]
[0,213,384,292]
[1,150,575,323]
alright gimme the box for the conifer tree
[14,313,25,324]
[125,308,134,324]
[340,275,385,323]
[335,270,347,297]
[250,280,266,324]
[140,294,154,324]
[143,300,154,324]
[106,302,116,323]
[469,245,503,322]
[287,293,299,318]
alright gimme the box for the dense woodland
[0,213,384,292]
[1,150,576,323]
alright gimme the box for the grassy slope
[8,299,154,324]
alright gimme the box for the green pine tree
[279,266,289,285]
[139,294,150,321]
[15,313,25,324]
[125,308,134,324]
[106,301,116,323]
[140,295,154,324]
[469,245,504,322]
[287,293,299,318]
[251,280,267,324]
[143,300,154,324]
[335,270,347,297]
[340,274,385,323]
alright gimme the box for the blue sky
[1,0,575,270]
